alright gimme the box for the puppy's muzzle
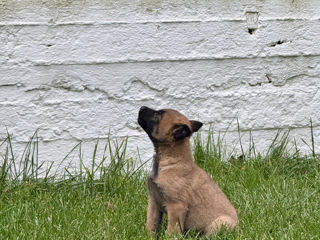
[138,106,157,134]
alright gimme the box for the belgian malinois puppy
[138,106,238,236]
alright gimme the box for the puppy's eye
[153,110,165,121]
[152,112,160,120]
[154,111,162,117]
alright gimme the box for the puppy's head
[138,106,202,144]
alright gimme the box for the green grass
[0,129,319,239]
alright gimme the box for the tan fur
[139,108,238,236]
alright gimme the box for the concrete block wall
[1,0,320,171]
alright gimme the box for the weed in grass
[0,126,319,239]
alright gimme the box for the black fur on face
[138,106,164,140]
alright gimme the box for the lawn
[0,130,319,239]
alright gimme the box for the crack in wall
[25,84,118,102]
[273,73,320,87]
[268,39,291,47]
[123,77,167,94]
[0,82,25,88]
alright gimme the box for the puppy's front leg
[166,202,187,235]
[146,196,163,234]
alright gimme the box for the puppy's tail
[205,215,238,236]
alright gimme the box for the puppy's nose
[140,106,148,111]
[139,106,151,114]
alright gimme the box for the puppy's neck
[154,139,193,167]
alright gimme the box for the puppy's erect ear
[173,124,192,140]
[190,120,203,133]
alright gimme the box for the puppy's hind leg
[146,197,163,234]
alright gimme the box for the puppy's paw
[205,215,238,236]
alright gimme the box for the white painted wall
[1,0,320,172]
